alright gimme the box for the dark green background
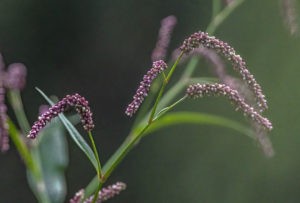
[0,0,299,202]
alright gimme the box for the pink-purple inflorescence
[125,60,168,117]
[70,182,126,203]
[186,83,273,131]
[0,70,9,152]
[180,31,268,112]
[0,54,9,152]
[28,93,94,139]
[5,63,27,90]
[69,189,85,203]
[151,15,177,61]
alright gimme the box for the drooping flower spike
[186,83,273,131]
[70,182,127,203]
[125,60,168,117]
[180,31,268,112]
[28,93,94,139]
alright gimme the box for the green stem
[88,131,103,203]
[148,52,183,123]
[88,131,102,179]
[91,181,103,203]
[153,96,187,121]
[8,90,30,133]
[212,0,222,20]
[8,119,36,174]
[206,0,245,34]
[102,124,150,181]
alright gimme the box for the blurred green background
[0,0,300,202]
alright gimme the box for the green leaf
[36,88,98,170]
[28,118,68,203]
[139,111,254,138]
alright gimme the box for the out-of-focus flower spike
[5,63,27,90]
[84,182,127,203]
[28,94,94,139]
[252,123,275,157]
[151,15,177,61]
[125,60,168,117]
[280,0,299,36]
[180,31,268,112]
[186,83,273,131]
[0,53,9,152]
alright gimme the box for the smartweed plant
[1,0,297,202]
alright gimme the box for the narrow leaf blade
[139,111,254,138]
[36,88,98,170]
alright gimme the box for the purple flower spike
[69,189,85,203]
[151,15,177,61]
[186,83,273,131]
[0,54,9,152]
[125,60,168,117]
[0,100,9,152]
[180,31,268,112]
[28,93,94,139]
[84,182,126,203]
[5,63,27,90]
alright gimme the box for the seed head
[28,93,94,139]
[180,31,268,112]
[125,60,168,117]
[186,83,273,131]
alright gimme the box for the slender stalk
[212,0,222,20]
[102,124,150,181]
[153,96,187,121]
[148,52,183,123]
[90,181,103,203]
[8,119,36,174]
[8,90,30,133]
[88,131,102,179]
[206,0,245,34]
[88,131,103,203]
